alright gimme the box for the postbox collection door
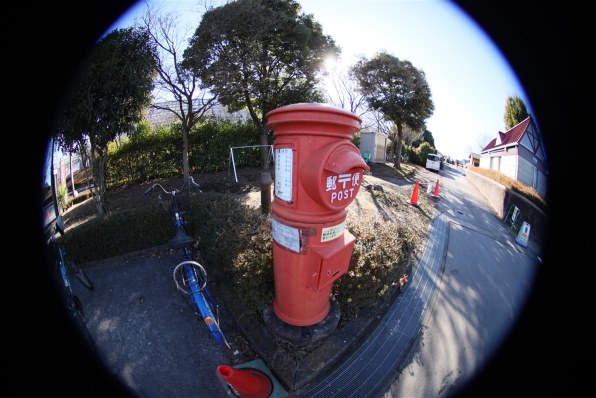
[307,231,356,291]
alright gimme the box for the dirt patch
[62,167,263,231]
[351,172,435,241]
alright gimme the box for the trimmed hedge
[60,204,172,264]
[333,218,415,323]
[106,120,260,186]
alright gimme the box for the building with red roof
[479,116,547,197]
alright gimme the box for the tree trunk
[89,141,108,217]
[259,128,270,170]
[69,152,78,197]
[245,90,271,212]
[393,123,403,170]
[259,125,272,213]
[79,144,93,199]
[182,126,190,181]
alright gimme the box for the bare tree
[325,65,398,159]
[475,132,494,153]
[324,64,368,117]
[140,2,218,180]
[363,109,391,133]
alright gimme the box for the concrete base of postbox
[263,298,341,345]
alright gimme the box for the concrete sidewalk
[381,165,542,397]
[384,206,541,396]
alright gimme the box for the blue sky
[107,0,531,160]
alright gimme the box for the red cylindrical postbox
[266,103,370,326]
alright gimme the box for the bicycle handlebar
[187,176,202,193]
[144,177,202,197]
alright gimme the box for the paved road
[72,251,239,398]
[383,164,542,397]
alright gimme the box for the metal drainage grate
[294,214,449,398]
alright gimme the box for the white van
[426,153,441,172]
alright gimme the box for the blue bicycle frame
[47,215,96,351]
[173,211,226,345]
[146,177,228,347]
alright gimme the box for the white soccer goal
[229,145,273,182]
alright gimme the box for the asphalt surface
[383,164,542,397]
[68,163,544,398]
[73,250,238,398]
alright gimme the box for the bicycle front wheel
[64,252,94,290]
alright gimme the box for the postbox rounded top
[266,103,361,139]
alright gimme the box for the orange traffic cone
[217,365,273,398]
[410,180,420,206]
[432,179,440,198]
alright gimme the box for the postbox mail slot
[308,231,356,291]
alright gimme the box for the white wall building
[479,116,548,197]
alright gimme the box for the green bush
[186,192,273,316]
[408,147,422,166]
[60,204,172,263]
[189,120,261,173]
[408,141,437,167]
[418,142,436,164]
[107,125,184,185]
[352,132,361,149]
[188,192,416,324]
[106,120,260,186]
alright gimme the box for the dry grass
[468,166,547,211]
[226,172,434,325]
[366,162,416,179]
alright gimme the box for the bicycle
[144,176,230,347]
[47,215,95,349]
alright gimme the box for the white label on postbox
[272,218,300,252]
[321,222,345,242]
[274,148,293,202]
[325,171,361,205]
